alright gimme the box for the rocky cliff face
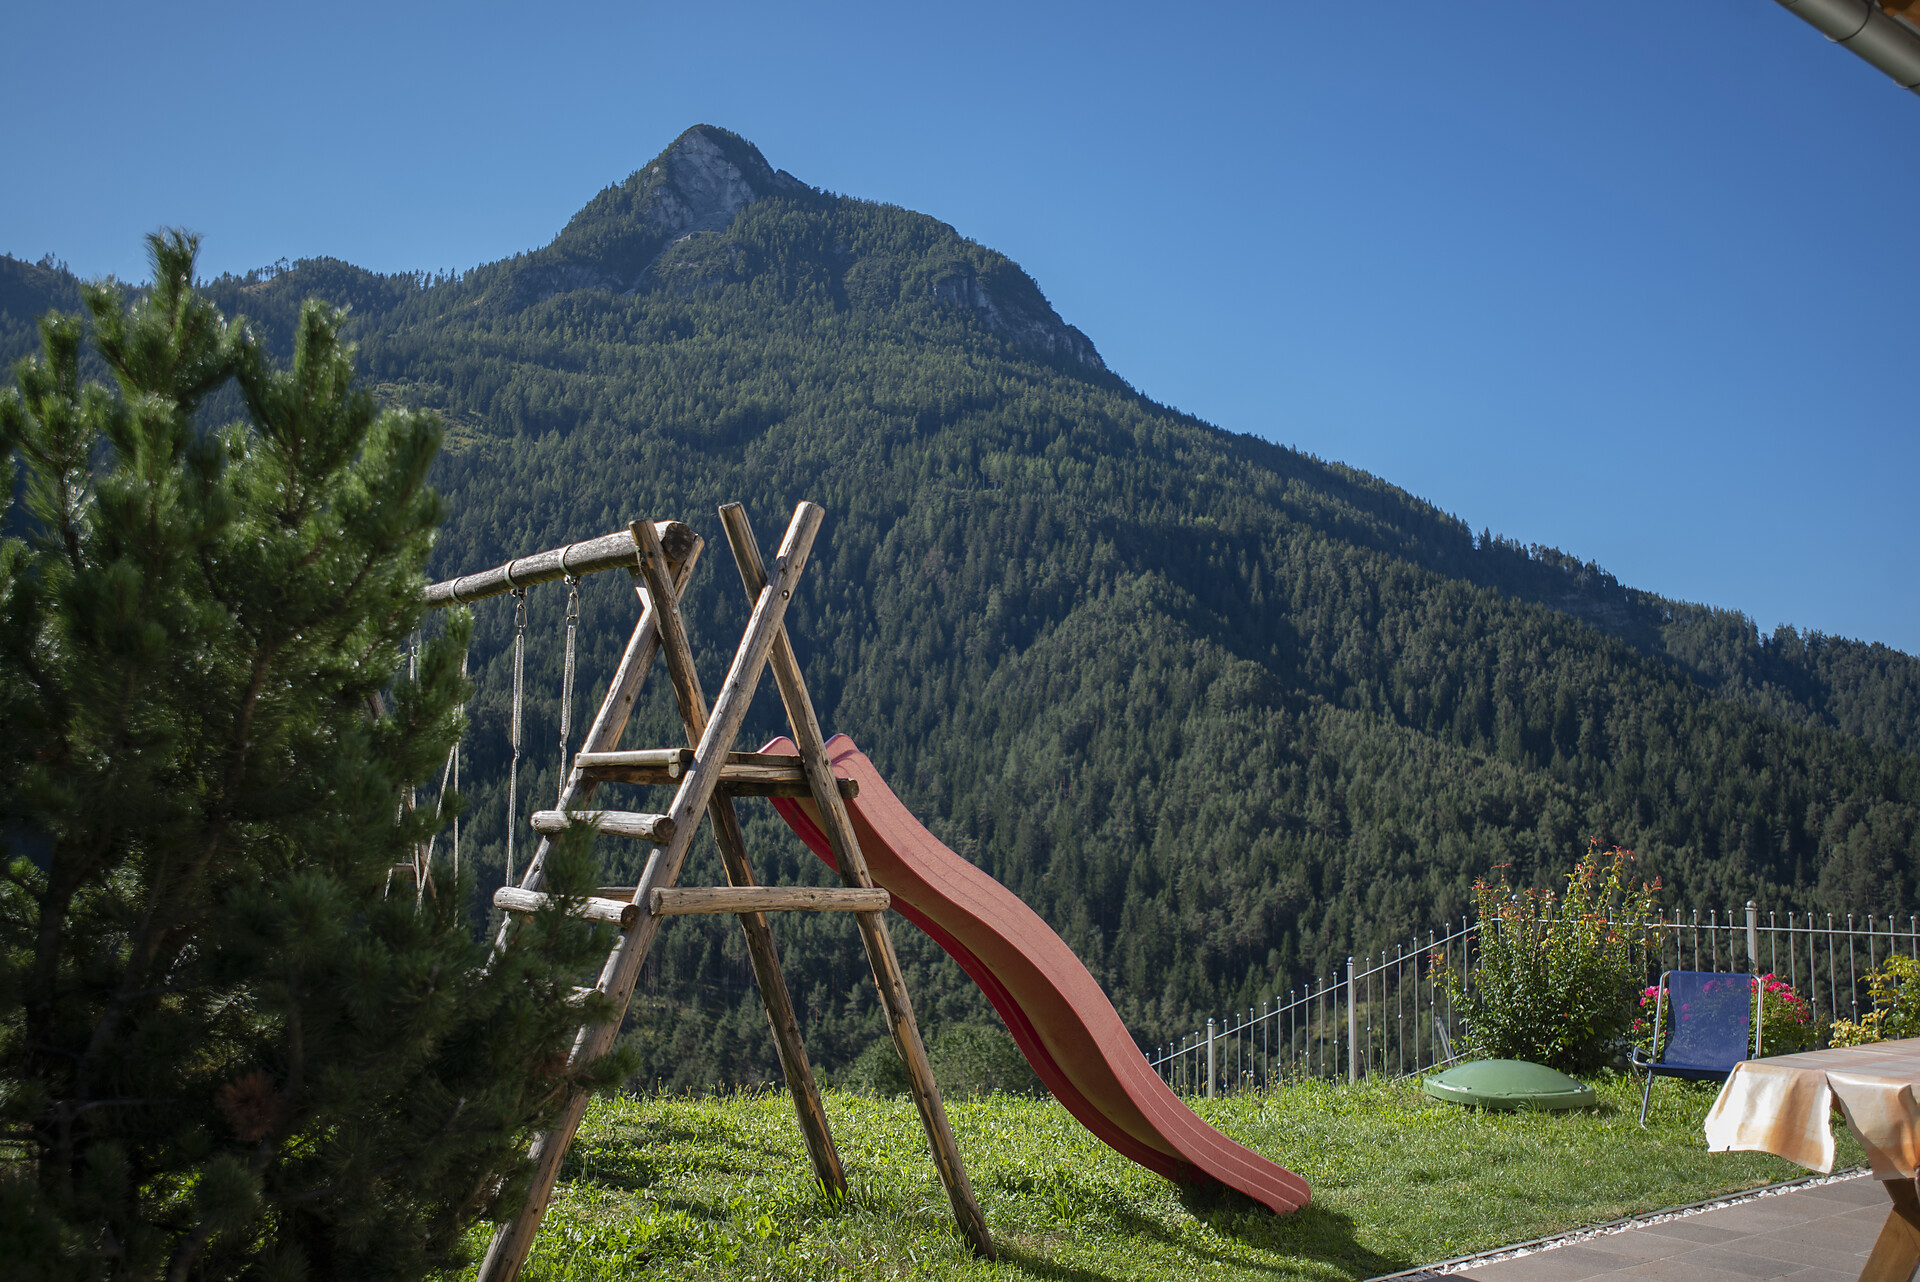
[642,127,806,241]
[513,125,808,301]
[932,265,1105,372]
[509,125,1105,372]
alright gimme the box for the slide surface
[765,734,1310,1215]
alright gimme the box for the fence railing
[1146,904,1920,1096]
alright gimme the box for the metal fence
[1146,904,1920,1096]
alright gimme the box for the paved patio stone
[1728,1232,1873,1269]
[1636,1221,1749,1245]
[1568,1234,1689,1263]
[1758,1218,1877,1250]
[1796,1181,1887,1207]
[1832,1204,1892,1225]
[1685,1202,1831,1231]
[1614,1260,1798,1282]
[1443,1174,1899,1282]
[1461,1247,1629,1282]
[1666,1245,1817,1278]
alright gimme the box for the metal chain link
[558,574,581,795]
[452,649,464,887]
[507,587,527,887]
[401,629,424,899]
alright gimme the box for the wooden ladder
[472,501,993,1282]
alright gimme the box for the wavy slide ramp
[764,734,1310,1215]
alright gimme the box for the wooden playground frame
[423,502,994,1282]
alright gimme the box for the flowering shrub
[1830,954,1920,1047]
[1631,972,1812,1061]
[1438,842,1658,1073]
[1756,974,1816,1054]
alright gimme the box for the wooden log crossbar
[528,809,675,844]
[492,885,889,929]
[573,749,860,798]
[466,504,995,1282]
[422,521,697,608]
[493,886,645,931]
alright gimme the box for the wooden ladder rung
[493,886,642,930]
[530,809,675,843]
[572,748,696,776]
[649,886,891,916]
[575,749,859,798]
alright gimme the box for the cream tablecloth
[1704,1037,1920,1180]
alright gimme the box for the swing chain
[452,649,465,886]
[506,586,527,888]
[416,647,469,909]
[558,574,581,788]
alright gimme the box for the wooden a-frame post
[716,502,994,1252]
[473,502,993,1282]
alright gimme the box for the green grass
[473,1076,1862,1281]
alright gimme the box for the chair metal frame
[1631,969,1762,1126]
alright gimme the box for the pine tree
[0,233,623,1281]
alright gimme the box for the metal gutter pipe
[1773,0,1920,93]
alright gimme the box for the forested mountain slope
[6,126,1918,1087]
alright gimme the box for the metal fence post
[1347,956,1358,1084]
[1745,901,1759,974]
[1205,1017,1216,1100]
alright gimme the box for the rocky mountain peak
[639,126,807,240]
[506,126,1105,374]
[513,125,809,301]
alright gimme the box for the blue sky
[6,1,1916,651]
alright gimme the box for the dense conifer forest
[5,126,1917,1089]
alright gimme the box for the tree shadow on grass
[989,1184,1407,1281]
[993,1243,1138,1282]
[558,1149,663,1194]
[559,1119,801,1202]
[1173,1183,1409,1279]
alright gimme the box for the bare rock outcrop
[514,125,806,302]
[508,124,1106,372]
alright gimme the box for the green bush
[1831,954,1920,1047]
[1440,842,1657,1073]
[842,1036,912,1097]
[1756,974,1817,1055]
[840,1023,1042,1098]
[928,1023,1043,1097]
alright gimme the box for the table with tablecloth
[1705,1037,1920,1282]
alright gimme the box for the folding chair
[1630,970,1761,1126]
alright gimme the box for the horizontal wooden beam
[576,751,858,799]
[423,520,696,609]
[493,886,642,930]
[573,748,694,777]
[573,749,801,773]
[649,886,891,916]
[592,772,858,800]
[530,809,675,844]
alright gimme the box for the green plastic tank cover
[1421,1059,1598,1110]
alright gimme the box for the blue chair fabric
[1631,970,1760,1125]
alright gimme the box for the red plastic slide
[765,734,1310,1215]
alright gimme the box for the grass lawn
[470,1076,1863,1281]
